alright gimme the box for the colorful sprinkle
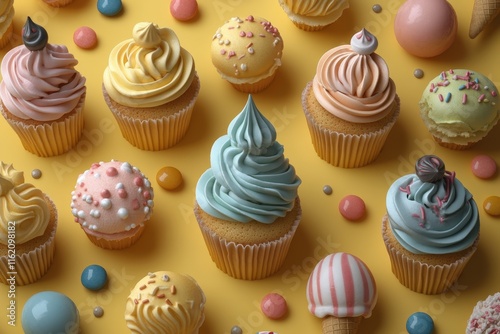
[471,155,497,179]
[438,94,444,102]
[484,196,500,216]
[445,92,451,102]
[462,94,467,104]
[339,195,366,221]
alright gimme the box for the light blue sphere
[22,291,79,334]
[406,312,434,334]
[97,0,123,16]
[81,264,108,291]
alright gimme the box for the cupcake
[211,15,283,93]
[70,160,154,250]
[0,17,86,157]
[419,69,499,150]
[42,0,74,7]
[278,0,349,31]
[0,0,14,48]
[194,95,301,280]
[103,22,200,151]
[306,252,377,334]
[302,28,400,168]
[382,155,480,294]
[466,292,500,333]
[0,162,58,285]
[125,271,206,334]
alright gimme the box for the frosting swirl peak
[23,17,48,51]
[350,28,378,55]
[196,95,301,224]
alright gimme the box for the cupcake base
[103,74,200,151]
[194,198,301,280]
[0,95,85,157]
[278,0,349,31]
[302,82,400,168]
[43,0,74,7]
[228,71,277,94]
[82,224,146,250]
[0,22,14,49]
[382,215,478,295]
[0,195,57,286]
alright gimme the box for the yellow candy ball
[483,196,500,216]
[156,166,183,190]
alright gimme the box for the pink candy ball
[73,26,97,49]
[260,293,287,320]
[170,0,198,21]
[471,155,497,179]
[339,195,366,221]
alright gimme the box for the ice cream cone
[322,316,362,334]
[469,0,500,38]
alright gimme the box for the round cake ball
[81,264,108,290]
[22,291,79,334]
[394,0,457,57]
[211,15,283,93]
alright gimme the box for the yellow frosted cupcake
[211,15,283,93]
[419,69,500,150]
[125,271,206,334]
[0,0,14,48]
[0,17,86,157]
[278,0,349,31]
[382,155,479,294]
[0,162,58,286]
[70,161,154,250]
[194,95,301,280]
[302,28,399,168]
[103,22,200,151]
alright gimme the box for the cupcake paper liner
[0,196,57,286]
[194,202,301,280]
[83,224,146,250]
[1,95,85,157]
[303,95,400,168]
[382,216,478,295]
[230,71,277,94]
[432,135,475,150]
[43,0,74,7]
[106,75,200,151]
[0,22,14,49]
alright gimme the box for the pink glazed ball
[394,0,457,58]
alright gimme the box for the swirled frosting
[196,95,301,224]
[312,29,397,123]
[0,0,14,37]
[282,0,348,17]
[386,156,479,254]
[0,20,86,122]
[125,271,206,334]
[103,22,195,108]
[0,162,50,245]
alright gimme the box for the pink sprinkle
[132,199,140,210]
[492,91,497,97]
[478,94,485,102]
[100,189,111,198]
[430,83,435,92]
[239,31,246,37]
[134,176,144,186]
[259,33,265,37]
[118,189,127,198]
[246,15,254,22]
[449,69,454,74]
[220,49,226,55]
[73,26,97,49]
[246,31,253,37]
[106,167,118,177]
[143,190,151,199]
[440,71,446,80]
[438,94,444,102]
[462,94,467,104]
[228,50,236,58]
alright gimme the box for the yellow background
[1,0,499,333]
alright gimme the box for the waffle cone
[469,0,500,38]
[322,316,362,334]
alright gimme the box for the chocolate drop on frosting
[415,155,445,183]
[23,17,48,51]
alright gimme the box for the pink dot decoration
[73,26,97,49]
[260,293,287,320]
[471,155,497,179]
[339,195,366,221]
[106,167,118,177]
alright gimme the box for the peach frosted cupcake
[382,155,479,294]
[194,95,301,280]
[211,15,283,93]
[302,28,399,168]
[103,22,200,151]
[0,162,58,285]
[278,0,349,31]
[0,17,86,157]
[71,161,154,250]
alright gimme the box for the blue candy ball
[97,0,123,16]
[22,291,79,334]
[406,312,434,334]
[81,264,108,291]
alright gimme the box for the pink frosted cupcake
[302,28,399,168]
[466,292,500,333]
[307,252,377,334]
[71,161,154,250]
[0,17,86,157]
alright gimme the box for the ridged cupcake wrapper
[303,98,399,168]
[110,77,200,151]
[43,0,74,7]
[432,135,475,150]
[291,21,327,31]
[1,95,85,157]
[195,206,301,280]
[83,224,146,250]
[230,71,277,94]
[0,22,14,49]
[382,218,478,295]
[0,196,58,286]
